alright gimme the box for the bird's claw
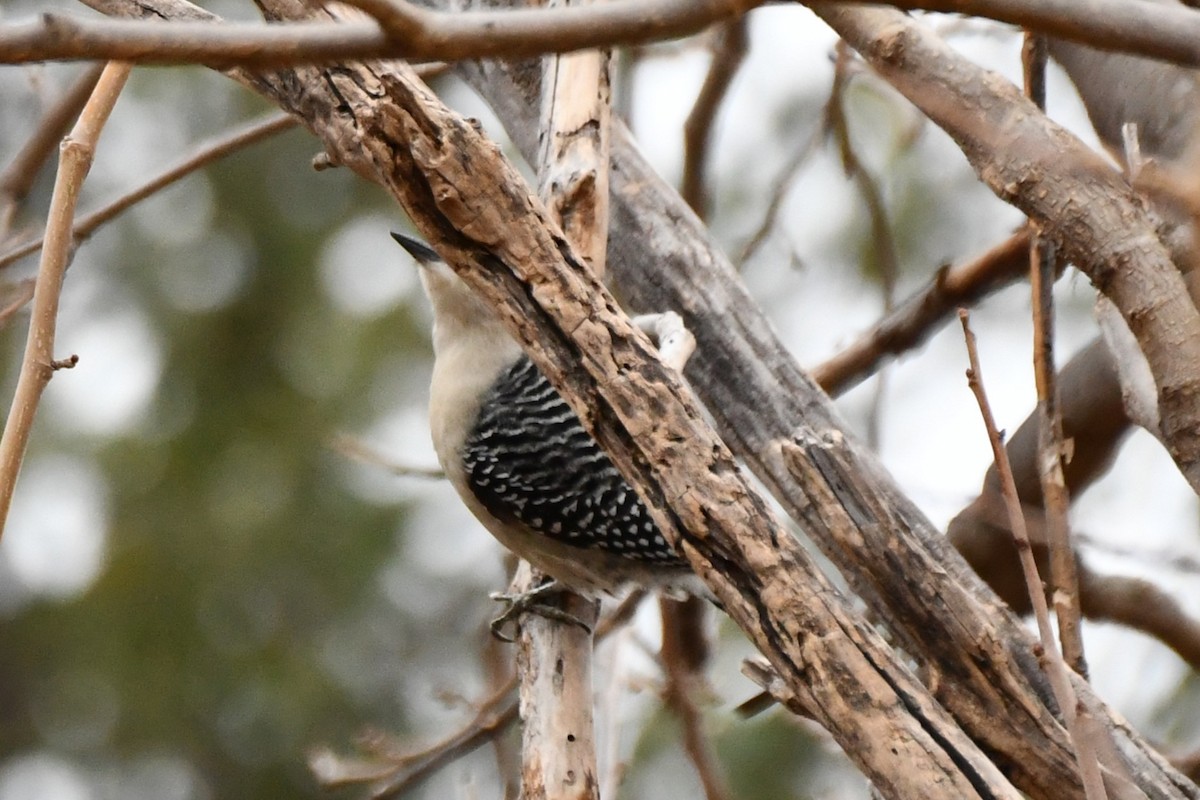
[488,581,594,642]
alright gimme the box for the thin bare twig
[477,620,520,799]
[308,674,521,797]
[659,597,731,800]
[0,61,132,543]
[328,433,444,479]
[1,57,446,272]
[369,686,519,800]
[4,0,1199,71]
[0,111,297,271]
[10,0,762,67]
[310,594,646,798]
[1022,31,1087,677]
[828,45,900,313]
[813,228,1030,395]
[738,58,885,270]
[734,119,823,267]
[680,17,748,219]
[0,280,36,329]
[958,310,1108,800]
[0,63,105,238]
[827,42,901,449]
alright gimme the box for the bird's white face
[418,254,521,494]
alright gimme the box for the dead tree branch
[358,66,1018,800]
[105,0,1028,794]
[9,0,761,66]
[0,0,1192,70]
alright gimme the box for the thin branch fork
[310,593,647,797]
[827,40,901,451]
[310,678,519,797]
[680,17,748,218]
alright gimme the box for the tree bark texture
[512,563,602,800]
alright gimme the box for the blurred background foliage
[1,2,1199,799]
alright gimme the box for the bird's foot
[488,580,594,642]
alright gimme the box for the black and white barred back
[462,356,685,565]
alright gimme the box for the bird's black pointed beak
[390,232,441,265]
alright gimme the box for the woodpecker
[394,233,701,602]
